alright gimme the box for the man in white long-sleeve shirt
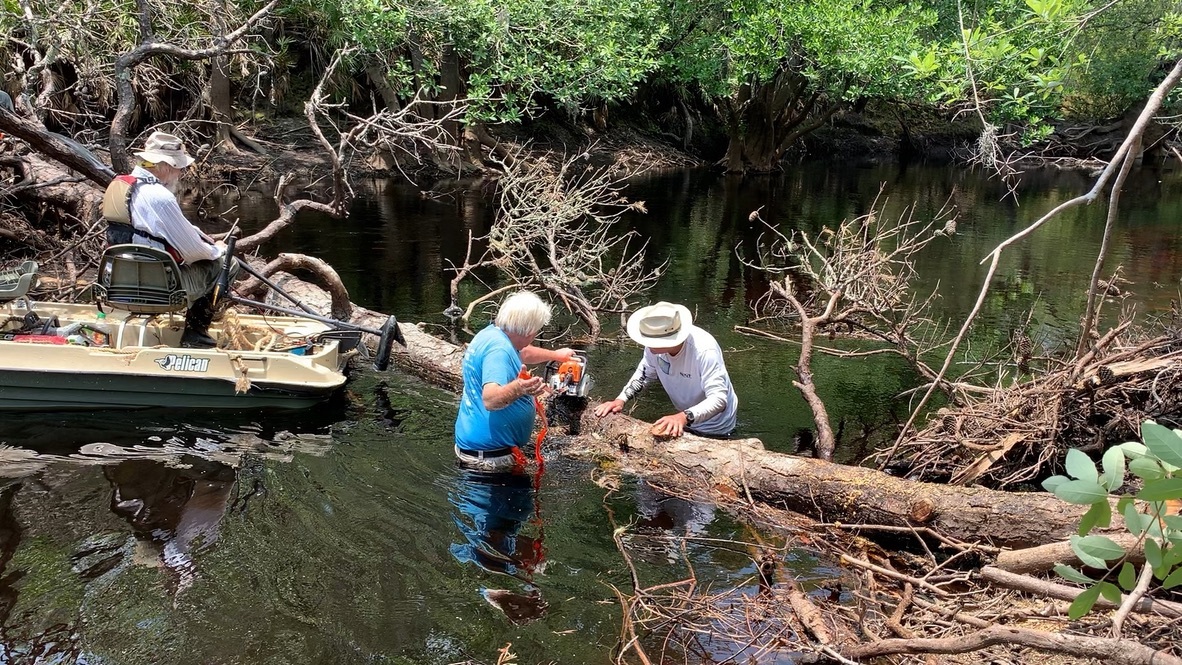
[106,131,238,347]
[593,302,738,437]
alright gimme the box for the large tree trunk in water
[335,321,1102,549]
[436,46,481,168]
[209,55,238,153]
[234,278,1102,549]
[365,63,402,112]
[720,70,841,174]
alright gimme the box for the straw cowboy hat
[134,131,195,169]
[626,302,693,348]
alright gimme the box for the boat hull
[0,368,336,410]
[1,301,350,411]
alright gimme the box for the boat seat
[95,245,189,348]
[0,260,38,304]
[95,245,188,315]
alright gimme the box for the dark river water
[1,159,1180,663]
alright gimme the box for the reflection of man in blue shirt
[449,469,548,625]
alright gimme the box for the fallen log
[380,319,1110,549]
[994,533,1144,575]
[980,566,1182,618]
[841,625,1182,665]
[248,275,1112,551]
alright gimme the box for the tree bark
[993,533,1144,575]
[0,109,113,187]
[980,566,1182,618]
[365,63,402,112]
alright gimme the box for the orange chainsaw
[542,352,591,398]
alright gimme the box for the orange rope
[518,367,549,469]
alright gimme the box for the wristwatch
[683,410,695,425]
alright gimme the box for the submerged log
[568,410,1100,549]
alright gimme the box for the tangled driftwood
[881,318,1182,489]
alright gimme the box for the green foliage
[899,0,1180,129]
[1043,420,1182,619]
[659,0,938,103]
[306,0,668,122]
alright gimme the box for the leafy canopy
[899,0,1182,134]
[314,0,668,122]
[657,0,938,103]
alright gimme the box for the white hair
[495,291,552,336]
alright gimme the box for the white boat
[1,254,360,411]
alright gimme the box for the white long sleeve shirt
[128,167,221,265]
[616,325,739,436]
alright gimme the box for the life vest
[100,174,147,224]
[101,174,185,265]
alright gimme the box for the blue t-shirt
[455,325,534,450]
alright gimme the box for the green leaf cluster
[658,0,937,103]
[1043,421,1182,619]
[898,0,1181,131]
[307,0,668,122]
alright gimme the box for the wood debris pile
[880,319,1182,489]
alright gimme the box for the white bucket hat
[626,302,693,348]
[134,131,195,169]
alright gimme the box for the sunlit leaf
[1147,539,1164,575]
[1117,441,1148,459]
[1052,479,1108,504]
[1068,585,1102,619]
[1138,478,1182,502]
[1098,581,1122,603]
[1129,457,1166,481]
[1124,502,1152,536]
[1079,501,1110,535]
[1101,446,1126,490]
[1074,535,1126,561]
[1066,448,1099,483]
[1164,566,1182,589]
[1142,422,1182,468]
[1042,475,1070,493]
[1118,562,1136,590]
[1070,535,1108,569]
[1054,564,1094,584]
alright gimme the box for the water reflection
[105,459,236,596]
[448,468,548,625]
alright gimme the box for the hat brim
[134,150,195,169]
[626,303,693,348]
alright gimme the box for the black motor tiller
[212,236,405,371]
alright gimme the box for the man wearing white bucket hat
[593,302,738,437]
[104,129,238,347]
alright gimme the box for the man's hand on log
[593,399,624,417]
[651,412,689,438]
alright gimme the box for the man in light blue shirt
[455,291,574,470]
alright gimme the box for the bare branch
[449,145,662,338]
